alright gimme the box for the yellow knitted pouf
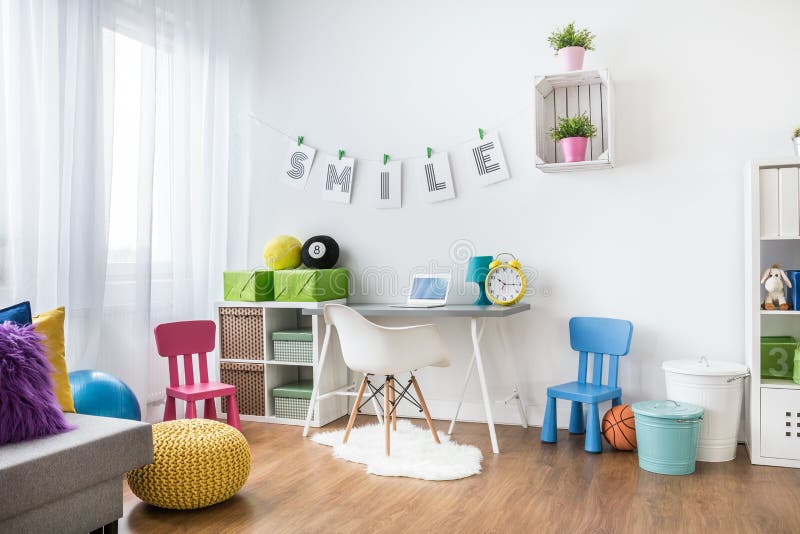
[127,419,250,510]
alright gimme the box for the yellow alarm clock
[485,253,527,306]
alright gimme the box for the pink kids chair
[154,320,241,431]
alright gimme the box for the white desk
[301,303,531,453]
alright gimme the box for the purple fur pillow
[0,322,75,444]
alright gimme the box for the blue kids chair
[541,317,634,453]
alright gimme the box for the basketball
[601,404,637,451]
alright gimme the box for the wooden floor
[122,416,800,534]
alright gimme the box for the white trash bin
[662,358,749,462]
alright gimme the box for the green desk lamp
[466,255,493,306]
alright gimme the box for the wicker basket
[219,307,264,360]
[220,362,265,416]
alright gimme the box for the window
[104,29,172,277]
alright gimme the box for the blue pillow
[0,301,33,325]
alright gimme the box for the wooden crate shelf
[534,68,614,173]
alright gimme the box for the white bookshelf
[744,157,800,468]
[213,300,350,427]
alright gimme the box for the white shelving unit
[213,300,350,427]
[744,157,800,468]
[533,68,614,173]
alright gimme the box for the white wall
[246,0,800,426]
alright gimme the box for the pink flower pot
[560,137,588,163]
[558,46,586,71]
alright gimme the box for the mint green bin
[631,400,704,475]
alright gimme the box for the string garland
[247,102,533,163]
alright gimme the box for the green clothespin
[478,128,485,140]
[426,147,433,159]
[383,154,390,165]
[338,149,345,160]
[297,136,303,146]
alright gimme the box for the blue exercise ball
[68,370,142,421]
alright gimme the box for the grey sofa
[0,413,153,534]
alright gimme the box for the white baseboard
[359,398,545,428]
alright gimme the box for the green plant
[549,112,598,141]
[793,126,800,139]
[547,22,595,52]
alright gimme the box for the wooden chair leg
[390,376,397,431]
[185,399,196,419]
[384,377,391,456]
[343,377,369,444]
[163,395,176,421]
[411,375,440,444]
[226,395,242,431]
[204,398,218,420]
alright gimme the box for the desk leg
[304,324,331,437]
[498,320,528,429]
[471,318,499,454]
[448,320,485,435]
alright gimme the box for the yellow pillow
[33,307,75,413]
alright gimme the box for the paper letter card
[420,152,456,203]
[372,161,402,209]
[321,155,356,204]
[282,142,316,190]
[465,132,510,187]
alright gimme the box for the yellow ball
[262,235,302,270]
[126,419,251,510]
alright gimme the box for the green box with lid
[223,270,274,302]
[272,329,313,364]
[272,380,313,420]
[273,268,348,302]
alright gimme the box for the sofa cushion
[0,322,75,444]
[0,413,153,520]
[33,307,75,413]
[0,301,32,325]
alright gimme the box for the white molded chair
[306,304,450,456]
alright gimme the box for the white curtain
[0,0,252,420]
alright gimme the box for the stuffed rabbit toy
[761,264,792,310]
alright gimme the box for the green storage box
[272,329,313,364]
[795,349,800,385]
[274,268,348,302]
[273,380,313,420]
[760,336,797,380]
[223,270,274,301]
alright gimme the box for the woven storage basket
[126,419,250,510]
[220,362,265,416]
[219,307,264,360]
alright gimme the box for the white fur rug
[311,420,483,481]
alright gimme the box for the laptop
[390,273,451,308]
